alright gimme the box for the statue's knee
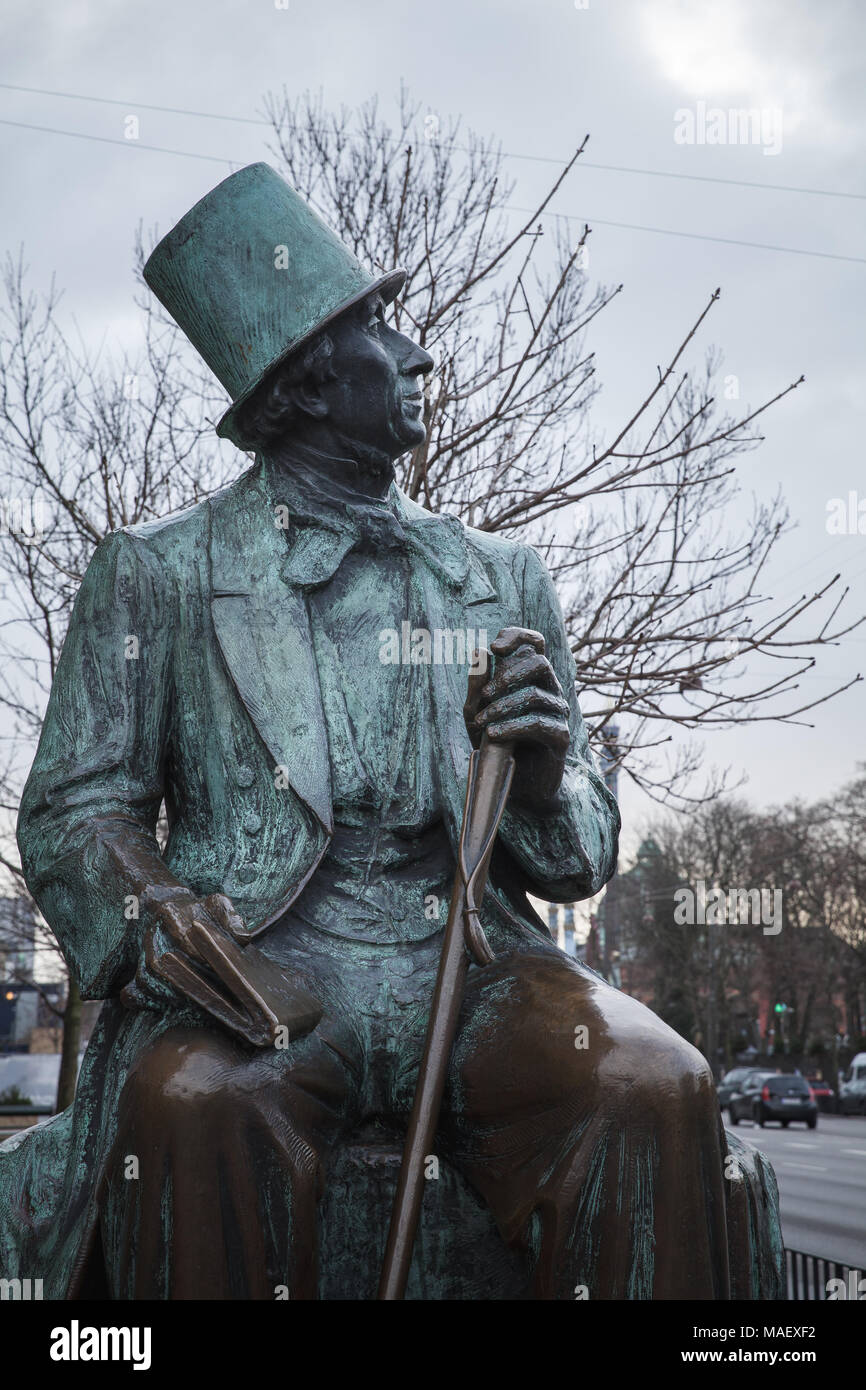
[651,1029,714,1096]
[120,1026,241,1128]
[612,1029,716,1127]
[539,977,719,1130]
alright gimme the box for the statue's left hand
[464,626,570,807]
[121,892,248,1014]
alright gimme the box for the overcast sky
[2,0,864,853]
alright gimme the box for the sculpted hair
[234,331,336,450]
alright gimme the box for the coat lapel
[209,465,333,834]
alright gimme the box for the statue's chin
[347,422,426,470]
[395,420,428,454]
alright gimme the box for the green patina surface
[143,163,405,447]
[0,456,784,1297]
[0,160,785,1299]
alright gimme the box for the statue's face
[315,292,434,460]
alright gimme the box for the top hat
[143,162,406,447]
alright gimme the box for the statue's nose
[400,336,435,377]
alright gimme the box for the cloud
[638,0,857,149]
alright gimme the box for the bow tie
[270,476,470,592]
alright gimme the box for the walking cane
[378,698,516,1300]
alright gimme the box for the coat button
[235,765,255,788]
[243,813,262,835]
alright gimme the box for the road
[729,1112,866,1268]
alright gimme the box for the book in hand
[156,905,323,1049]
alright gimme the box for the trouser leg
[101,1017,361,1300]
[440,947,730,1300]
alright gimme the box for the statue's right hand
[121,893,247,1013]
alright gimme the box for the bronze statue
[0,164,782,1300]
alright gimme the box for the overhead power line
[1,80,863,202]
[512,204,866,265]
[0,81,268,126]
[0,116,863,266]
[0,116,234,166]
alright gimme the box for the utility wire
[0,116,234,165]
[511,204,866,265]
[1,117,861,266]
[0,81,268,126]
[0,80,863,202]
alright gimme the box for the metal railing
[785,1247,865,1300]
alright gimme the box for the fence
[785,1247,865,1300]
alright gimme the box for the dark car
[727,1070,776,1125]
[805,1075,836,1114]
[738,1073,818,1129]
[838,1077,866,1116]
[717,1067,756,1109]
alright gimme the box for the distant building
[0,897,37,982]
[0,980,65,1053]
[0,982,38,1050]
[544,901,591,961]
[541,720,621,970]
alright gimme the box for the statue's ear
[290,379,330,421]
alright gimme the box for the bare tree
[618,779,866,1071]
[619,800,770,1067]
[0,88,862,1099]
[265,87,863,803]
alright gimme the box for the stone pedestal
[318,1121,528,1299]
[317,1122,785,1300]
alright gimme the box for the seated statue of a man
[0,164,781,1301]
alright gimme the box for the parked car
[728,1071,818,1128]
[727,1070,776,1125]
[838,1076,866,1116]
[717,1067,756,1109]
[756,1075,817,1128]
[805,1075,836,1113]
